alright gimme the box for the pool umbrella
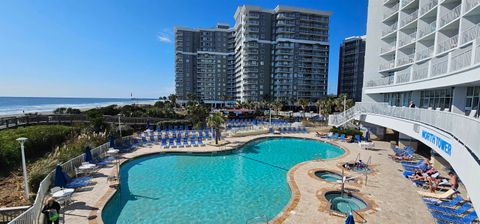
[365,130,370,142]
[345,213,355,224]
[146,120,151,130]
[84,146,92,163]
[109,135,115,148]
[54,165,68,188]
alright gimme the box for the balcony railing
[382,22,398,36]
[418,21,436,38]
[416,45,434,60]
[439,4,461,27]
[431,57,449,76]
[402,0,415,7]
[395,70,411,83]
[464,0,480,12]
[420,0,438,15]
[397,53,415,66]
[379,61,396,70]
[437,34,458,53]
[400,9,419,27]
[399,32,417,47]
[381,44,396,53]
[450,49,473,72]
[384,4,400,19]
[461,23,480,44]
[365,76,394,87]
[412,64,429,80]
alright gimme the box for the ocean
[0,97,157,116]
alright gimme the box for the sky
[0,0,368,98]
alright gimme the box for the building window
[465,86,480,112]
[420,88,453,110]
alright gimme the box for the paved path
[63,133,434,224]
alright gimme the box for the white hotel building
[330,0,480,215]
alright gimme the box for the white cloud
[157,32,172,43]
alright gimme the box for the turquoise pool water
[325,191,367,214]
[102,137,344,224]
[315,171,342,182]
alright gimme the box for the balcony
[381,44,396,54]
[399,32,417,47]
[431,56,449,76]
[464,0,480,12]
[461,23,480,44]
[400,9,419,27]
[403,0,416,7]
[365,76,394,87]
[416,45,434,60]
[412,64,429,80]
[418,21,436,38]
[450,48,473,72]
[384,4,400,19]
[437,34,458,53]
[439,5,461,27]
[397,53,415,66]
[382,22,399,36]
[380,61,396,70]
[395,70,411,83]
[420,0,438,15]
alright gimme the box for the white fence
[8,137,128,224]
[328,102,480,158]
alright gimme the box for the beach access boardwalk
[63,133,434,224]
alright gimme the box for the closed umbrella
[146,120,151,130]
[54,165,68,188]
[84,146,92,163]
[365,130,370,142]
[345,213,355,224]
[109,135,115,148]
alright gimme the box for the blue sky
[0,0,367,98]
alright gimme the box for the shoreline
[0,99,158,118]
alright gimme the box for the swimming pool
[102,137,344,224]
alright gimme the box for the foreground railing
[329,102,480,157]
[8,137,130,224]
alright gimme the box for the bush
[329,127,362,137]
[0,125,78,176]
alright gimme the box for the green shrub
[0,125,78,176]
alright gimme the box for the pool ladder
[245,215,269,224]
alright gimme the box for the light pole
[16,137,29,200]
[117,114,123,137]
[343,95,347,117]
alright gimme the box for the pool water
[102,137,344,224]
[325,191,367,214]
[314,171,342,182]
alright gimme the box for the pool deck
[63,132,434,224]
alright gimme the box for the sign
[421,130,452,156]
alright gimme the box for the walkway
[62,133,434,224]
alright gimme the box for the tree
[186,100,209,128]
[316,99,323,117]
[272,100,283,115]
[298,98,309,118]
[168,94,178,107]
[318,98,333,116]
[206,112,226,145]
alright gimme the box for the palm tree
[318,98,333,116]
[168,94,177,107]
[207,112,226,145]
[298,98,309,118]
[316,99,323,117]
[272,100,283,115]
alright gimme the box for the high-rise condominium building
[175,5,331,104]
[337,36,366,102]
[329,0,480,215]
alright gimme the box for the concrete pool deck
[63,132,434,224]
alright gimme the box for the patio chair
[424,195,464,208]
[161,139,168,149]
[190,138,196,146]
[428,202,472,215]
[183,138,190,147]
[339,134,346,141]
[432,211,477,224]
[169,138,175,148]
[418,189,457,199]
[354,135,361,143]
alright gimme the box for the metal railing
[381,44,396,54]
[0,207,29,224]
[395,70,411,83]
[418,21,436,38]
[397,53,415,66]
[402,0,415,7]
[416,45,434,60]
[439,4,461,27]
[379,61,395,71]
[383,4,400,19]
[412,64,430,80]
[400,9,418,27]
[420,0,438,15]
[365,76,394,87]
[328,102,480,157]
[431,56,449,76]
[382,22,398,36]
[461,23,480,44]
[464,0,480,12]
[8,137,128,224]
[437,34,458,53]
[450,49,473,72]
[399,32,417,47]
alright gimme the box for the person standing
[42,197,61,224]
[408,101,416,108]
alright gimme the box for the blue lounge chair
[424,195,464,207]
[161,139,168,148]
[339,134,346,141]
[168,138,175,146]
[303,127,308,133]
[431,211,477,224]
[175,137,181,146]
[197,138,203,146]
[354,135,361,143]
[64,173,92,188]
[428,202,472,215]
[190,138,196,146]
[269,127,273,133]
[150,135,155,143]
[183,138,189,146]
[328,133,339,139]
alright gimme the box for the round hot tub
[325,191,367,214]
[314,170,342,182]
